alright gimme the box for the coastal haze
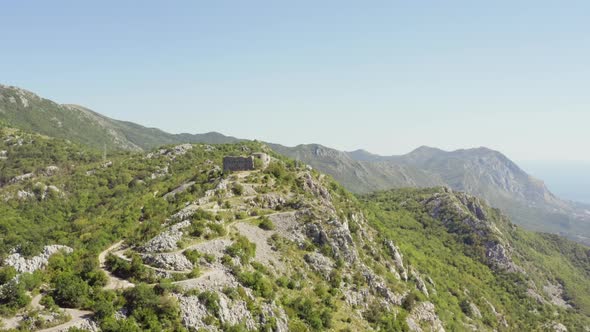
[521,161,590,204]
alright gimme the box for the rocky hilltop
[0,128,588,331]
[2,83,588,245]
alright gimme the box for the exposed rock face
[41,165,60,176]
[305,223,330,247]
[543,282,572,309]
[197,178,230,205]
[217,296,256,329]
[423,189,524,273]
[468,302,482,319]
[17,190,35,200]
[548,322,568,332]
[189,239,233,259]
[53,318,100,332]
[10,172,34,184]
[176,295,213,331]
[485,241,524,273]
[163,181,196,199]
[410,268,429,297]
[406,302,445,332]
[247,193,286,210]
[171,144,193,156]
[174,269,238,293]
[141,230,183,253]
[142,253,193,271]
[261,303,289,332]
[301,172,331,202]
[168,205,200,222]
[385,240,408,281]
[343,287,372,308]
[483,298,508,328]
[304,252,334,279]
[150,165,169,179]
[177,292,257,331]
[304,219,358,265]
[326,219,358,264]
[5,245,73,273]
[33,182,62,200]
[146,144,193,160]
[362,267,404,306]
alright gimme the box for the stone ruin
[223,152,269,172]
[223,156,254,172]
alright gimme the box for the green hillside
[0,85,239,152]
[0,126,587,331]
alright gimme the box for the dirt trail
[98,241,135,290]
[30,293,43,310]
[1,315,23,330]
[37,309,93,332]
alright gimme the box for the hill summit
[0,127,588,331]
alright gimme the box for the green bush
[0,267,17,285]
[226,236,256,263]
[231,183,244,196]
[199,291,220,316]
[237,271,275,299]
[286,296,332,330]
[0,280,31,313]
[52,272,89,308]
[258,217,275,231]
[265,162,287,179]
[183,249,201,264]
[402,292,419,311]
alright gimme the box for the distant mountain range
[271,143,590,245]
[1,84,589,245]
[0,85,239,151]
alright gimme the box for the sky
[1,1,589,161]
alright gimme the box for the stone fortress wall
[223,152,270,172]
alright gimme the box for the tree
[52,272,89,308]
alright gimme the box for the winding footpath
[24,242,134,332]
[98,241,135,290]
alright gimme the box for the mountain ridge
[1,83,589,245]
[0,85,240,152]
[0,127,588,331]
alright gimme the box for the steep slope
[269,143,444,192]
[3,83,588,245]
[0,85,239,152]
[361,188,590,331]
[0,127,588,331]
[276,144,590,245]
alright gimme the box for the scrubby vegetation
[0,126,588,331]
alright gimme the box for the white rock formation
[5,245,73,273]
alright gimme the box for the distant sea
[519,161,590,204]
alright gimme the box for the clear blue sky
[2,1,589,161]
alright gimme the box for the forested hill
[0,126,588,331]
[0,85,240,152]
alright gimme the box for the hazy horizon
[2,1,590,161]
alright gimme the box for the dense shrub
[226,236,256,263]
[52,273,89,308]
[258,216,275,230]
